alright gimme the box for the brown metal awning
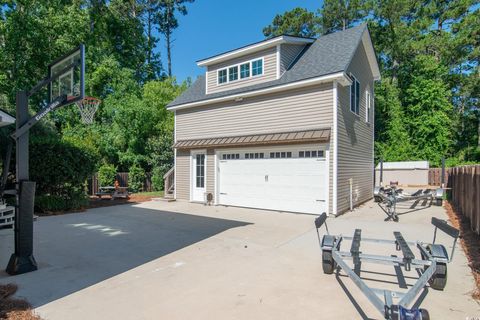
[174,128,330,149]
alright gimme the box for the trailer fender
[428,244,449,261]
[374,186,384,202]
[321,235,336,250]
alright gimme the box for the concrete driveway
[0,200,478,319]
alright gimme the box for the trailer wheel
[322,250,336,274]
[420,308,430,320]
[429,262,447,290]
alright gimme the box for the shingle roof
[173,128,330,149]
[168,24,367,108]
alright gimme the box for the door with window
[191,151,206,201]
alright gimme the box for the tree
[157,0,194,77]
[263,8,319,38]
[320,0,368,34]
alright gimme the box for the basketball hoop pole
[5,45,84,275]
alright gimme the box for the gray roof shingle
[168,24,367,108]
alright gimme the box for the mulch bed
[36,193,161,216]
[0,284,41,320]
[444,200,480,300]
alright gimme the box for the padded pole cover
[6,180,37,275]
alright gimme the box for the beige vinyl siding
[175,83,335,210]
[336,42,374,213]
[280,44,305,75]
[175,149,190,200]
[206,47,277,94]
[176,83,333,140]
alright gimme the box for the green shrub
[30,137,98,213]
[98,163,117,187]
[151,167,164,191]
[35,189,89,214]
[129,164,145,193]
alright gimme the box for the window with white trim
[218,69,227,84]
[299,150,325,158]
[216,58,264,85]
[222,153,240,160]
[366,90,371,123]
[269,151,292,159]
[240,63,250,79]
[229,66,238,82]
[350,74,360,115]
[252,59,263,76]
[245,152,264,159]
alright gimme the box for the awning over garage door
[174,128,330,149]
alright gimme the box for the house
[166,24,380,215]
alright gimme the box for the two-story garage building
[166,24,380,215]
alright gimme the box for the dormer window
[217,57,264,85]
[252,59,263,76]
[229,66,238,81]
[240,63,250,78]
[218,69,227,84]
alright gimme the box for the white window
[252,59,263,76]
[222,153,240,160]
[299,150,325,158]
[366,90,371,123]
[229,66,238,82]
[218,69,227,84]
[240,63,250,79]
[350,74,360,115]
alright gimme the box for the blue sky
[159,0,322,82]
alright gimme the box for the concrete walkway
[0,200,478,319]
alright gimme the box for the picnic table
[95,186,129,200]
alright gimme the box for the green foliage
[35,190,89,214]
[30,137,98,212]
[128,164,145,193]
[98,164,117,187]
[151,167,164,191]
[263,8,319,38]
[263,1,480,165]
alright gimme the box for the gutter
[167,72,352,111]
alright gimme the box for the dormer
[197,35,315,95]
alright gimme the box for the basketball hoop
[76,96,100,124]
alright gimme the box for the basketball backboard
[48,44,85,104]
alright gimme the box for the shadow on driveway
[0,205,251,307]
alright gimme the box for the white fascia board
[332,81,338,216]
[197,36,314,67]
[362,30,381,81]
[168,72,351,111]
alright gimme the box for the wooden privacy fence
[447,165,480,235]
[428,167,450,186]
[87,172,153,195]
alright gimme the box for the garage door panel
[218,151,327,215]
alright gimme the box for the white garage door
[218,146,328,215]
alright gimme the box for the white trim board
[197,35,315,67]
[168,72,352,111]
[332,81,338,215]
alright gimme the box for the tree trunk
[166,28,172,77]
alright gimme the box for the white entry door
[191,151,206,202]
[218,146,328,215]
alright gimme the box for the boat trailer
[373,160,445,222]
[315,213,459,320]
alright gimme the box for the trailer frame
[314,213,459,320]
